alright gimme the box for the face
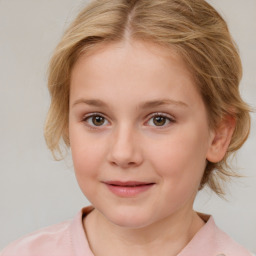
[69,40,214,228]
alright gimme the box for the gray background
[0,0,255,252]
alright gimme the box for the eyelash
[82,112,175,129]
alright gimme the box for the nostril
[128,161,136,166]
[110,160,137,168]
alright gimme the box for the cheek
[71,144,102,175]
[69,127,104,184]
[150,139,206,209]
[70,141,104,200]
[147,130,208,186]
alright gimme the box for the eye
[147,113,175,127]
[83,113,109,127]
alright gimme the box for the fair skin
[69,40,234,256]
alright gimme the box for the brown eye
[92,116,105,126]
[147,113,174,127]
[84,114,108,127]
[153,116,167,126]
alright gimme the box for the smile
[103,181,155,197]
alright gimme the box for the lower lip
[105,184,154,197]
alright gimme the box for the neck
[84,208,204,256]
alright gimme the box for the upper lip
[103,181,155,186]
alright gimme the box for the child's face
[69,40,214,228]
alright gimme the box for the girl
[1,0,254,255]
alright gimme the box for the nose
[107,124,143,169]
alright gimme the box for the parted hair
[45,0,251,196]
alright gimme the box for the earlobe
[206,116,236,163]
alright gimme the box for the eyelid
[149,112,175,119]
[82,112,106,119]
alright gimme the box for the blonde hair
[45,0,251,196]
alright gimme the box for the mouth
[103,181,155,197]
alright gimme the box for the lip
[103,180,155,197]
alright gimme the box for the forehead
[70,40,203,112]
[71,40,195,86]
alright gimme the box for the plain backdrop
[0,0,255,252]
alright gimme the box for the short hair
[45,0,251,196]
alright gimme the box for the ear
[206,116,236,163]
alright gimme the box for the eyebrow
[72,99,108,108]
[71,98,188,109]
[140,99,188,109]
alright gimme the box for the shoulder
[0,220,73,256]
[179,213,253,256]
[213,222,253,256]
[0,206,94,256]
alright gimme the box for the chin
[103,207,156,229]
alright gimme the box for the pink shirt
[1,206,252,256]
